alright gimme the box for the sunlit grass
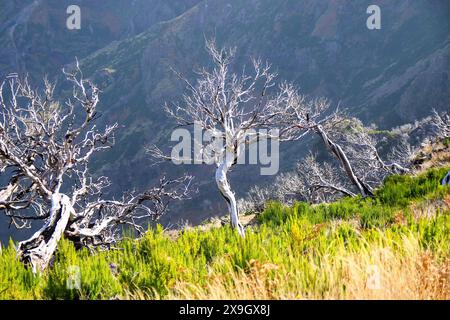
[0,166,449,299]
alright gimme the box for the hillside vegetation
[0,165,449,300]
[1,1,449,233]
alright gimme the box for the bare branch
[0,68,190,271]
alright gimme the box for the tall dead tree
[150,40,299,236]
[0,65,191,272]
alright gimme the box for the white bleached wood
[151,40,302,236]
[0,65,191,271]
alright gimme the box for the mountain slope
[0,0,201,79]
[1,164,449,299]
[0,0,449,236]
[76,0,450,224]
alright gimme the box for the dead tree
[431,109,450,139]
[283,88,417,197]
[289,118,414,202]
[0,66,191,272]
[281,94,374,197]
[335,119,411,182]
[296,153,356,202]
[150,40,299,236]
[237,153,354,210]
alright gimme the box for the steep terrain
[0,0,449,238]
[0,0,201,79]
[0,163,448,299]
[78,0,449,225]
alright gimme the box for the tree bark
[215,152,245,237]
[313,184,357,197]
[315,125,374,197]
[0,177,20,208]
[18,193,75,273]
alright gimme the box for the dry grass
[337,238,448,299]
[414,140,450,174]
[168,236,449,300]
[2,166,448,300]
[408,194,450,221]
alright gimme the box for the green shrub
[0,240,43,299]
[0,166,448,299]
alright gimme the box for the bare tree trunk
[0,178,20,207]
[372,149,409,174]
[215,154,245,237]
[315,125,374,197]
[313,184,357,197]
[18,193,75,273]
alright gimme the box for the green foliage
[44,239,122,299]
[0,241,43,299]
[260,166,450,228]
[376,166,449,207]
[0,166,449,299]
[443,138,450,148]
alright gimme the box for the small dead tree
[431,109,450,139]
[272,172,308,204]
[280,88,416,198]
[334,119,411,182]
[280,93,374,197]
[0,66,191,272]
[150,40,299,236]
[237,185,274,214]
[289,119,414,202]
[296,153,356,202]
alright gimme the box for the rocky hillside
[0,0,449,239]
[0,0,201,79]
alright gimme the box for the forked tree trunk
[215,152,245,237]
[315,125,374,197]
[18,193,75,273]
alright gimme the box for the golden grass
[168,235,449,300]
[414,140,450,174]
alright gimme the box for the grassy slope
[0,166,449,300]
